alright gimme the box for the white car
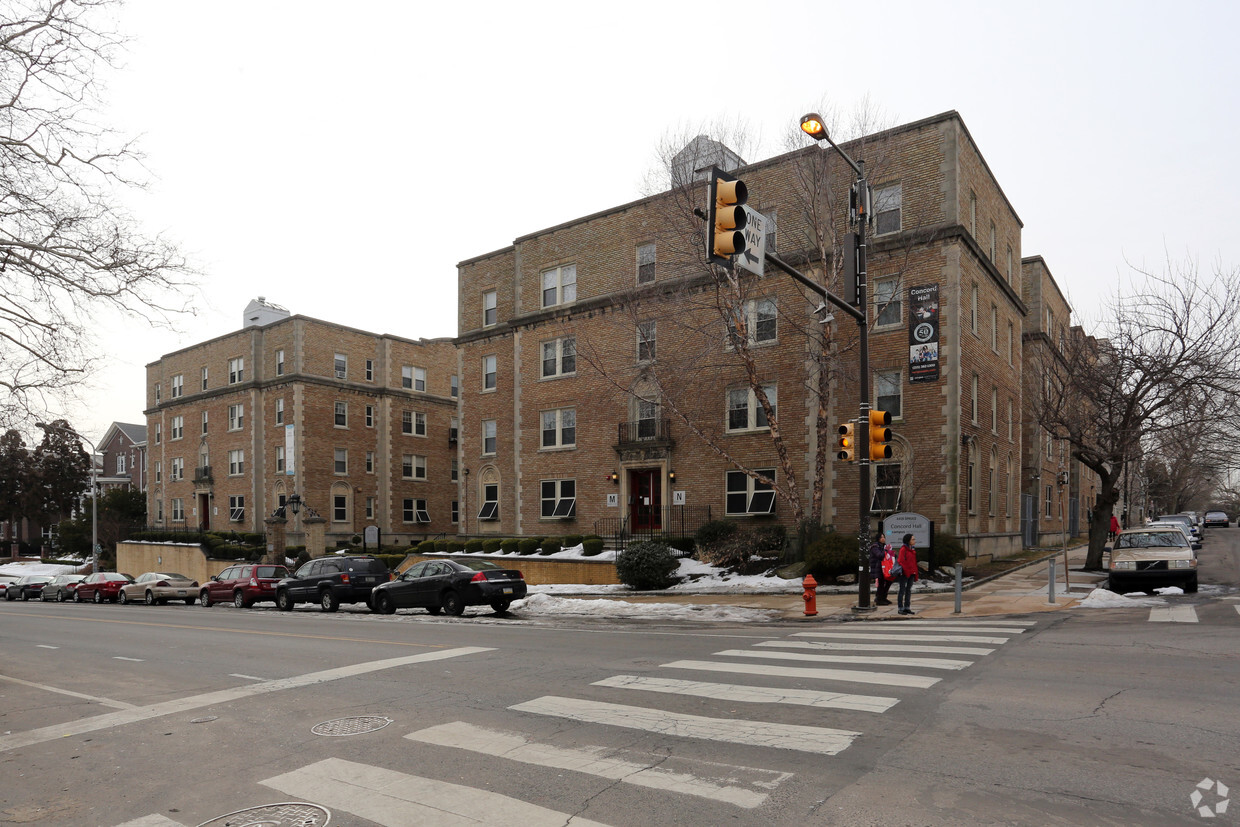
[1109,525,1197,593]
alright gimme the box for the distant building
[97,422,148,492]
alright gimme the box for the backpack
[882,548,903,580]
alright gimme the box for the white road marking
[0,673,136,710]
[511,696,860,755]
[592,674,899,713]
[0,647,492,753]
[759,640,995,657]
[870,622,1027,633]
[794,631,1012,644]
[229,673,266,681]
[407,721,784,809]
[262,757,613,826]
[36,644,58,649]
[113,656,144,662]
[114,816,185,826]
[713,648,973,671]
[663,659,940,689]
[1149,606,1199,623]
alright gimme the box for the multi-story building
[455,110,1037,559]
[146,299,459,548]
[97,422,147,492]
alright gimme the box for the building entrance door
[629,469,662,531]
[199,493,211,531]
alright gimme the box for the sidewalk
[597,544,1108,621]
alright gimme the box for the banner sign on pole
[908,284,940,383]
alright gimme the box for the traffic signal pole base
[851,604,877,614]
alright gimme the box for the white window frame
[727,385,776,433]
[334,401,348,428]
[636,244,656,284]
[228,404,244,432]
[228,357,244,384]
[333,493,349,523]
[170,457,183,481]
[229,495,245,523]
[201,366,209,390]
[365,451,374,473]
[478,484,499,521]
[483,290,497,326]
[333,353,348,380]
[541,264,577,308]
[875,370,902,420]
[365,405,374,427]
[275,445,285,473]
[872,463,901,512]
[482,354,497,391]
[540,478,577,519]
[725,469,777,516]
[728,299,777,347]
[170,415,183,441]
[482,419,497,456]
[171,498,184,522]
[541,336,576,378]
[541,407,576,449]
[873,277,902,327]
[637,321,656,363]
[201,411,209,435]
[275,350,284,376]
[334,448,347,475]
[874,183,902,235]
[275,398,284,425]
[171,374,183,398]
[228,449,244,477]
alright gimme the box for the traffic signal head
[868,409,893,461]
[706,167,748,267]
[836,422,856,462]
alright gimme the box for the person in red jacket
[896,533,919,615]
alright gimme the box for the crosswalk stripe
[262,757,613,827]
[406,721,783,809]
[592,674,899,713]
[1235,605,1240,615]
[869,622,1027,633]
[794,631,1011,644]
[115,816,184,826]
[662,659,940,689]
[510,696,860,755]
[713,648,973,671]
[1149,606,1199,623]
[758,640,995,657]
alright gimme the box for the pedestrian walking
[896,533,919,615]
[1109,514,1120,541]
[868,532,893,606]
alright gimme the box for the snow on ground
[1076,587,1167,608]
[513,592,777,622]
[0,561,81,578]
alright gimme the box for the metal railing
[616,417,673,445]
[594,504,712,555]
[193,465,212,483]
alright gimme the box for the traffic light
[868,409,892,461]
[836,422,856,462]
[706,166,748,267]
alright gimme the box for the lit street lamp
[36,422,99,574]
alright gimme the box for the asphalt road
[1,532,1238,826]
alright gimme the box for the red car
[199,564,290,608]
[75,572,134,603]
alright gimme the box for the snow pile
[1153,586,1184,596]
[1076,587,1166,608]
[513,592,776,622]
[0,561,80,577]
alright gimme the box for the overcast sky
[68,0,1240,445]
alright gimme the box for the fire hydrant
[802,573,818,616]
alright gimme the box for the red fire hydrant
[802,574,818,616]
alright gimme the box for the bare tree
[1035,259,1240,569]
[0,0,192,429]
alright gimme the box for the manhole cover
[197,801,330,826]
[311,715,393,737]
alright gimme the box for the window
[478,483,499,521]
[403,498,431,524]
[1046,429,1053,459]
[637,321,656,362]
[402,454,426,480]
[334,448,347,474]
[402,410,426,436]
[365,497,375,520]
[155,382,161,403]
[990,305,998,351]
[875,371,902,419]
[201,411,209,435]
[275,350,284,376]
[365,451,374,473]
[989,221,997,261]
[1008,320,1014,365]
[482,419,496,455]
[334,401,348,427]
[726,469,777,515]
[154,461,162,483]
[334,494,348,522]
[170,457,183,481]
[365,359,374,381]
[156,499,164,522]
[275,446,285,473]
[541,336,576,378]
[116,455,126,474]
[1006,245,1013,282]
[365,405,374,427]
[1045,484,1053,519]
[228,449,244,476]
[482,354,497,390]
[449,416,459,443]
[154,422,161,444]
[541,407,576,449]
[201,366,209,390]
[228,404,244,431]
[229,357,244,384]
[1008,399,1014,442]
[450,374,459,398]
[541,264,577,307]
[635,397,659,439]
[967,452,976,514]
[970,374,978,424]
[275,398,284,425]
[873,464,901,512]
[728,299,777,346]
[451,457,459,481]
[988,450,997,517]
[873,278,901,326]
[401,365,425,390]
[874,184,901,235]
[728,385,775,432]
[171,498,184,522]
[170,415,183,440]
[171,374,183,398]
[483,290,497,326]
[331,353,346,380]
[229,495,245,523]
[636,244,656,283]
[451,501,459,524]
[540,479,577,519]
[969,191,977,237]
[1006,455,1014,516]
[991,387,998,433]
[764,208,778,252]
[970,283,978,335]
[413,367,426,391]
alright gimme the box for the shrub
[752,525,787,555]
[931,531,968,567]
[500,538,520,554]
[695,531,755,569]
[435,539,448,551]
[582,538,605,556]
[374,554,403,573]
[561,534,583,548]
[464,539,485,553]
[517,538,541,555]
[482,538,503,553]
[445,539,466,552]
[804,531,858,580]
[616,541,679,590]
[415,540,437,555]
[695,520,738,548]
[539,539,562,556]
[293,549,311,569]
[584,534,602,542]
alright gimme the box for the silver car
[119,572,199,605]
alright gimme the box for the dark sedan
[41,574,87,602]
[5,574,54,601]
[372,559,526,616]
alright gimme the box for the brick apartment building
[97,422,148,492]
[454,110,1096,560]
[145,299,459,549]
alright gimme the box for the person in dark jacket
[896,533,919,615]
[868,532,893,606]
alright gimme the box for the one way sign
[736,206,767,276]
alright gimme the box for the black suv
[275,555,389,612]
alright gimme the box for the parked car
[1108,524,1197,593]
[41,574,87,602]
[75,572,134,603]
[0,575,18,599]
[5,574,54,601]
[120,572,199,605]
[1204,510,1229,528]
[1154,514,1200,548]
[372,559,527,616]
[1146,520,1195,548]
[200,564,290,608]
[275,555,389,612]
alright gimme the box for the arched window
[478,466,500,523]
[330,482,351,525]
